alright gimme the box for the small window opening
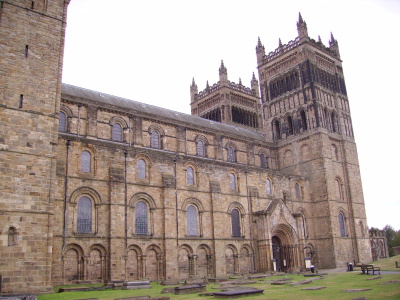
[25,45,29,58]
[31,1,35,9]
[19,94,24,108]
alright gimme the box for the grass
[37,256,400,300]
[370,254,400,271]
[37,272,400,300]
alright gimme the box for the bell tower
[0,0,70,293]
[191,61,263,131]
[257,14,370,268]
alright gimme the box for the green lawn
[370,254,400,271]
[37,271,400,300]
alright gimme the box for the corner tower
[0,0,70,293]
[191,61,263,131]
[256,14,370,268]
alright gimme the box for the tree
[383,225,400,257]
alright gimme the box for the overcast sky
[62,0,400,230]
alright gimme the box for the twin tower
[0,0,370,294]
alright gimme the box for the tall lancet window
[135,201,148,235]
[186,205,198,236]
[77,196,92,233]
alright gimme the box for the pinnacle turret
[190,77,198,103]
[256,37,265,65]
[219,60,228,83]
[329,32,340,58]
[251,72,260,97]
[297,12,309,42]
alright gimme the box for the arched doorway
[271,223,301,273]
[272,236,283,272]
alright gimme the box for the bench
[360,264,381,275]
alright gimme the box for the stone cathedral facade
[0,0,371,294]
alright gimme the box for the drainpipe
[173,157,179,249]
[62,140,71,252]
[77,104,81,137]
[124,150,128,248]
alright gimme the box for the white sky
[62,0,400,230]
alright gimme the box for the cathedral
[0,0,372,294]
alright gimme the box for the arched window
[300,111,308,131]
[135,201,148,235]
[295,183,301,199]
[339,212,346,237]
[138,159,146,179]
[112,123,123,142]
[231,208,241,237]
[59,111,67,132]
[266,178,272,195]
[8,227,17,246]
[81,151,91,173]
[186,167,194,186]
[335,179,342,200]
[229,173,236,191]
[150,130,160,149]
[260,153,267,168]
[331,144,339,161]
[227,147,235,162]
[331,112,337,132]
[77,196,92,233]
[186,205,198,236]
[287,116,294,135]
[197,140,205,157]
[274,120,281,140]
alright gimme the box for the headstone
[174,284,206,295]
[122,281,151,290]
[213,287,264,298]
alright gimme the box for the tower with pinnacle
[256,13,370,267]
[191,61,263,131]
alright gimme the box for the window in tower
[77,196,92,234]
[197,140,205,157]
[231,208,241,237]
[135,201,148,235]
[111,123,123,142]
[331,112,337,132]
[273,120,281,140]
[339,212,346,237]
[295,183,301,199]
[266,178,272,195]
[59,111,67,132]
[8,227,17,246]
[81,151,91,173]
[229,173,237,191]
[227,147,235,162]
[186,166,194,186]
[260,153,268,168]
[186,205,198,236]
[150,130,160,149]
[138,159,146,179]
[19,94,24,108]
[300,111,308,131]
[287,115,294,135]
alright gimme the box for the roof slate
[62,83,268,143]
